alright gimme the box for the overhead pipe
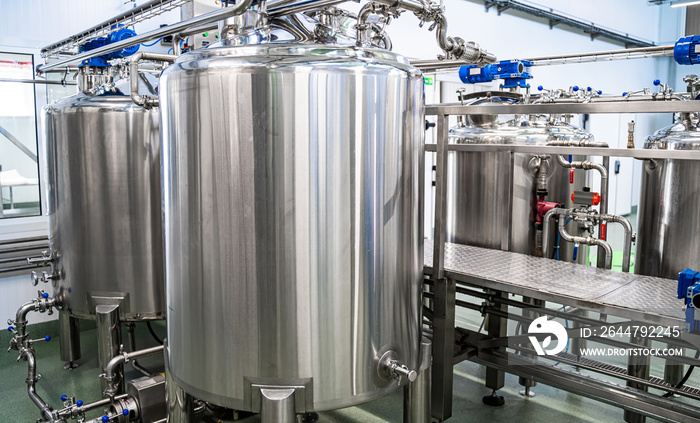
[357,0,496,64]
[37,0,255,73]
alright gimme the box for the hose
[147,321,164,345]
[662,350,700,398]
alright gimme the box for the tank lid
[646,119,700,150]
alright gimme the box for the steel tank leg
[165,354,195,422]
[624,336,651,423]
[59,311,80,369]
[518,297,540,397]
[404,336,432,423]
[96,304,123,395]
[260,388,296,423]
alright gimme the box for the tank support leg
[96,304,123,395]
[404,336,432,423]
[260,388,296,423]
[59,311,80,369]
[165,353,195,423]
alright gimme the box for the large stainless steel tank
[636,117,700,279]
[43,73,164,321]
[446,100,592,262]
[160,16,424,411]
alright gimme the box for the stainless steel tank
[636,117,700,279]
[160,14,423,411]
[43,71,164,321]
[446,99,593,262]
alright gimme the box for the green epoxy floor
[1,317,680,423]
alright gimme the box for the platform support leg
[431,278,455,421]
[483,290,507,406]
[624,336,651,423]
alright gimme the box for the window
[0,52,40,218]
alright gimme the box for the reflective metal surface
[43,77,164,321]
[636,118,700,279]
[161,28,424,411]
[446,101,593,262]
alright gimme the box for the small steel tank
[446,95,593,262]
[636,116,700,279]
[160,13,423,412]
[43,70,164,321]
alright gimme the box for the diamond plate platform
[425,240,684,326]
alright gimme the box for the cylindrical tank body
[446,106,593,262]
[43,76,164,321]
[160,35,424,410]
[636,119,700,279]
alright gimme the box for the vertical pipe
[597,156,610,269]
[165,341,195,422]
[404,337,432,423]
[59,311,81,370]
[96,304,123,395]
[260,388,296,423]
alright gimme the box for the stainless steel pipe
[129,52,176,108]
[103,345,164,398]
[37,0,255,73]
[23,348,55,423]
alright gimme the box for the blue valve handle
[7,326,13,332]
[61,395,67,401]
[572,86,579,92]
[44,335,51,341]
[653,79,661,86]
[537,85,544,91]
[42,292,48,298]
[122,409,129,416]
[102,415,109,422]
[573,244,579,261]
[76,400,83,407]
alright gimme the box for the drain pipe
[542,208,613,270]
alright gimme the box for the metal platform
[424,240,684,327]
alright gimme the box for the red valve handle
[569,168,574,184]
[601,221,607,240]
